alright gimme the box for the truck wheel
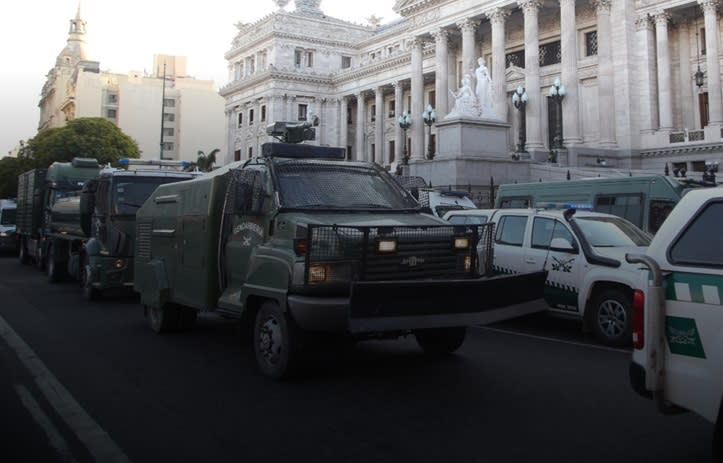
[46,246,64,283]
[146,304,180,334]
[177,307,198,331]
[591,289,632,347]
[253,301,302,380]
[81,265,99,301]
[19,240,30,265]
[414,327,467,354]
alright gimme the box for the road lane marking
[473,326,631,354]
[14,383,79,463]
[0,314,132,463]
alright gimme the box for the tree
[0,156,35,198]
[25,117,140,167]
[195,148,219,172]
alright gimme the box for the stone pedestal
[409,117,530,196]
[435,117,511,159]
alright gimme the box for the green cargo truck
[135,122,547,379]
[16,158,101,271]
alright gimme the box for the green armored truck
[77,159,201,299]
[135,123,547,379]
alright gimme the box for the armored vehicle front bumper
[287,271,547,334]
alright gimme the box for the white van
[0,199,18,253]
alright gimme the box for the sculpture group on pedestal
[446,57,497,120]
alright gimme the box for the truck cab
[627,187,723,457]
[135,123,548,379]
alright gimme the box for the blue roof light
[118,158,129,166]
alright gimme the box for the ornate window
[539,41,561,66]
[585,31,598,57]
[505,50,525,68]
[341,56,352,69]
[298,104,308,121]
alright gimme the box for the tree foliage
[25,118,140,167]
[0,118,140,199]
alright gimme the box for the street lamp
[511,86,528,154]
[422,104,437,160]
[548,77,566,150]
[398,110,412,165]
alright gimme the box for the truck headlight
[454,237,470,249]
[309,264,328,283]
[376,239,397,254]
[114,259,125,269]
[464,256,473,272]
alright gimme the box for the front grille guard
[302,223,495,285]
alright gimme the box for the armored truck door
[223,168,272,294]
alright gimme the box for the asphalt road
[0,255,713,463]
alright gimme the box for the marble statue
[446,74,480,119]
[475,57,495,119]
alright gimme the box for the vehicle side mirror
[80,180,98,237]
[550,237,576,253]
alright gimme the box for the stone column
[393,81,404,164]
[519,0,543,149]
[355,92,366,161]
[559,0,582,145]
[411,38,425,161]
[655,11,674,131]
[678,19,695,130]
[636,15,658,133]
[458,19,479,79]
[286,95,296,122]
[700,0,723,125]
[375,87,385,165]
[433,29,450,118]
[595,0,616,146]
[487,8,510,121]
[339,96,349,154]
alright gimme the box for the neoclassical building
[39,6,225,163]
[221,0,723,184]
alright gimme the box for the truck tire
[414,327,467,354]
[146,304,180,334]
[591,289,632,347]
[253,301,302,380]
[177,307,198,331]
[81,265,99,301]
[46,245,64,283]
[18,239,30,265]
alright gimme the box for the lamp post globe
[398,111,412,165]
[422,104,437,160]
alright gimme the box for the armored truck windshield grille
[305,224,494,282]
[275,161,417,211]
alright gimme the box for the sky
[0,0,401,157]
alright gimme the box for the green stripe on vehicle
[664,272,723,305]
[665,316,706,359]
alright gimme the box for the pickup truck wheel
[146,304,179,333]
[592,289,631,347]
[414,327,467,354]
[254,301,302,380]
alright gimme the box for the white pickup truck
[627,187,723,457]
[444,207,652,346]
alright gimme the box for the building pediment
[393,0,443,17]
